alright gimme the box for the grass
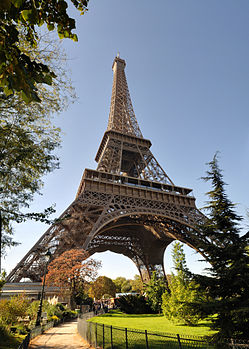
[89,310,216,337]
[85,311,217,348]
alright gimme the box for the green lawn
[85,311,216,348]
[89,310,216,337]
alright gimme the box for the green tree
[130,274,144,294]
[171,242,189,281]
[144,271,167,313]
[0,271,6,293]
[89,276,116,300]
[192,154,249,339]
[162,242,204,325]
[113,275,143,294]
[0,29,75,254]
[0,0,88,103]
[121,279,132,293]
[113,277,127,293]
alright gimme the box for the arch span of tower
[82,210,204,281]
[85,222,169,282]
[83,209,203,248]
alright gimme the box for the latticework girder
[107,57,143,138]
[7,56,205,284]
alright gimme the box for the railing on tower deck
[80,168,193,197]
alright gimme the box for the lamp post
[35,251,52,327]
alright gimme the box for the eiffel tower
[7,56,204,283]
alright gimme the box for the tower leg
[132,243,167,284]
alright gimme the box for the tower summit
[7,56,203,283]
[107,56,143,137]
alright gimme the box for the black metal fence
[78,315,214,349]
[17,321,54,349]
[17,332,30,349]
[77,314,249,349]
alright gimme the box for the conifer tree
[144,271,167,313]
[193,153,249,339]
[162,242,203,325]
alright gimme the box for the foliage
[120,279,132,293]
[74,287,93,306]
[144,271,167,313]
[130,274,144,294]
[89,276,116,300]
[113,275,143,294]
[0,297,76,348]
[171,241,189,281]
[46,249,101,308]
[27,300,76,324]
[162,242,204,325]
[162,278,204,326]
[0,271,6,292]
[113,277,127,293]
[0,325,23,349]
[0,294,29,327]
[192,154,249,339]
[117,295,153,314]
[0,0,88,103]
[0,28,76,253]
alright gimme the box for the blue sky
[3,0,249,279]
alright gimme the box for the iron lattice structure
[7,56,204,283]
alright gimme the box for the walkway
[29,320,91,349]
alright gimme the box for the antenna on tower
[117,51,120,58]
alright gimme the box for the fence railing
[77,314,249,349]
[17,332,30,349]
[17,321,54,349]
[78,315,212,348]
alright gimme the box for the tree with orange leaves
[46,249,101,308]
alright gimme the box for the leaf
[3,86,13,96]
[21,9,33,21]
[72,34,78,42]
[47,23,55,31]
[43,74,53,85]
[63,30,70,38]
[11,0,23,8]
[58,32,64,39]
[20,90,31,103]
[21,9,38,25]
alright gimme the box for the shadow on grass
[173,316,215,329]
[98,310,163,319]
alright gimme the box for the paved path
[29,320,91,349]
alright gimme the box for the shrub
[27,301,78,324]
[117,295,154,314]
[162,277,203,325]
[0,295,29,327]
